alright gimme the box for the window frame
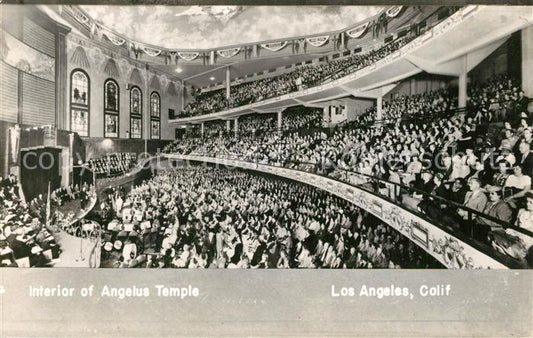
[104,78,120,138]
[129,85,143,139]
[69,69,90,137]
[150,91,161,139]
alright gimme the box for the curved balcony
[169,5,532,124]
[161,153,533,269]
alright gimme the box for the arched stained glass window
[70,69,90,136]
[130,86,142,139]
[150,91,160,139]
[150,92,160,118]
[104,79,119,137]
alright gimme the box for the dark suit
[419,183,448,220]
[1,178,16,189]
[517,152,533,176]
[480,151,497,183]
[440,165,453,182]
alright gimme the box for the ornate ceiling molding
[61,4,400,63]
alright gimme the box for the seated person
[492,160,511,187]
[516,141,533,176]
[418,173,448,219]
[457,178,488,233]
[503,164,531,209]
[442,177,468,205]
[402,171,434,211]
[476,185,512,242]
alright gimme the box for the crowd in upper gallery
[163,74,533,262]
[178,37,415,118]
[86,153,138,178]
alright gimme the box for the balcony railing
[164,100,533,268]
[167,152,531,268]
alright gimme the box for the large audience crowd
[165,108,326,154]
[179,36,415,118]
[468,74,530,124]
[87,153,137,178]
[164,75,532,264]
[101,167,443,269]
[239,113,277,133]
[281,108,324,131]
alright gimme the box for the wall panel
[22,73,55,125]
[22,18,55,57]
[0,62,19,123]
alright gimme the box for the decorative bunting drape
[217,47,240,58]
[386,6,403,18]
[69,6,90,24]
[103,58,120,78]
[65,4,407,68]
[261,41,288,52]
[70,46,91,69]
[142,46,162,57]
[177,52,200,61]
[102,29,126,46]
[305,35,329,47]
[346,22,369,38]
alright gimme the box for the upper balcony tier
[169,5,533,124]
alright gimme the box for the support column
[458,72,467,109]
[143,66,150,152]
[181,82,185,111]
[410,78,416,96]
[458,54,468,109]
[226,120,231,132]
[201,122,205,137]
[376,96,383,121]
[522,26,533,112]
[277,110,283,131]
[340,32,345,50]
[323,107,329,127]
[234,117,238,135]
[55,31,68,130]
[226,66,231,99]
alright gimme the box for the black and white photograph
[0,2,532,336]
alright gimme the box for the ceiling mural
[80,6,383,50]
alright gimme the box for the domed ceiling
[80,6,383,49]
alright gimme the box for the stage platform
[52,231,100,268]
